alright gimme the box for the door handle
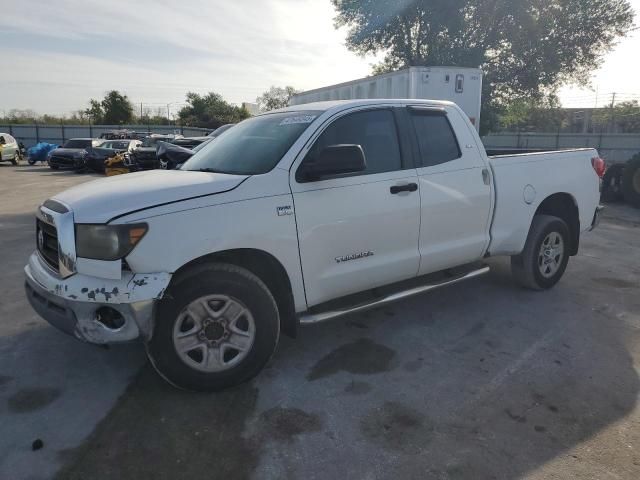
[390,183,418,194]
[482,168,490,185]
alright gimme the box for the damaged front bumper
[24,252,171,344]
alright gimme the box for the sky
[0,0,638,117]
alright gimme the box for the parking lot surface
[1,164,639,480]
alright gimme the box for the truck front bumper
[24,252,171,344]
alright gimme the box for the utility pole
[167,104,171,124]
[609,92,617,133]
[140,102,143,119]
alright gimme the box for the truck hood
[51,170,248,223]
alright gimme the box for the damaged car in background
[47,138,103,170]
[157,138,214,169]
[84,139,142,173]
[128,134,184,170]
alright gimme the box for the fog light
[95,307,125,330]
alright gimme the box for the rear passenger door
[408,106,493,275]
[291,107,421,307]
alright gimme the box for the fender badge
[277,205,294,216]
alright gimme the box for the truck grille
[37,219,59,271]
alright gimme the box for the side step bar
[299,265,490,325]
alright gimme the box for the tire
[49,165,59,170]
[621,156,640,208]
[511,215,570,290]
[601,163,625,203]
[147,262,280,392]
[10,158,17,166]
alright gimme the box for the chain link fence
[0,124,212,148]
[482,132,640,164]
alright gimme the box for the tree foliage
[592,100,640,133]
[83,90,134,124]
[499,96,567,131]
[84,99,104,122]
[332,0,635,133]
[178,92,250,128]
[256,86,300,111]
[101,90,134,124]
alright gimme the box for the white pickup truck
[25,99,603,391]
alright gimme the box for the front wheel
[511,215,570,290]
[146,263,280,391]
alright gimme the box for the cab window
[304,109,402,178]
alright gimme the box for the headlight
[76,223,148,260]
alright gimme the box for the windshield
[191,138,214,153]
[208,124,234,138]
[182,111,319,175]
[100,141,130,149]
[63,139,93,149]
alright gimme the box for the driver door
[291,107,421,307]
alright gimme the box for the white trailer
[290,66,483,131]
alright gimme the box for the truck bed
[486,148,601,256]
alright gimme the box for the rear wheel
[511,215,570,290]
[146,263,280,391]
[622,156,640,208]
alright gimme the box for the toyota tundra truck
[24,99,603,391]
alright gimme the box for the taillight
[591,156,606,178]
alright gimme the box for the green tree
[178,92,250,128]
[101,90,134,124]
[84,99,104,123]
[592,100,640,133]
[499,96,567,132]
[256,86,300,112]
[331,0,635,133]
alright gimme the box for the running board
[299,266,490,325]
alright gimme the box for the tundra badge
[335,251,374,263]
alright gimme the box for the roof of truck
[274,98,455,114]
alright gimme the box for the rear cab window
[408,108,461,167]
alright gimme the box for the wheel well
[534,193,580,256]
[172,249,298,338]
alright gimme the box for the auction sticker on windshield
[280,115,317,125]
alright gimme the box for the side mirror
[301,144,366,181]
